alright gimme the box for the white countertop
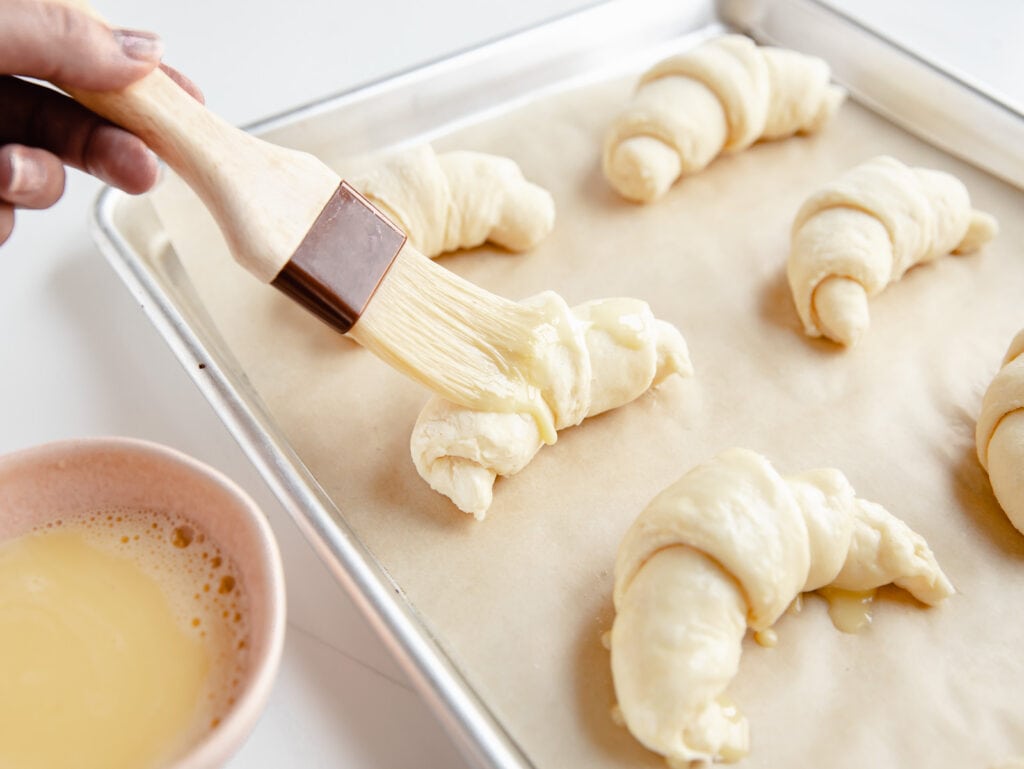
[2,1,1019,767]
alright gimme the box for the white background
[1,1,1019,767]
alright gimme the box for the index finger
[0,0,163,90]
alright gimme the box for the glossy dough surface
[410,294,692,518]
[611,448,952,765]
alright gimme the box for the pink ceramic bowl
[0,437,286,769]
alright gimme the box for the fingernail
[113,29,164,62]
[7,151,46,195]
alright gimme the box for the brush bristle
[349,245,556,436]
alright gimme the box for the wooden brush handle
[59,0,340,283]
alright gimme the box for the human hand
[0,0,202,245]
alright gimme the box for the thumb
[0,0,163,90]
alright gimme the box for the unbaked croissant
[349,144,555,257]
[611,448,953,765]
[976,329,1024,535]
[410,294,692,519]
[603,34,845,203]
[789,155,998,346]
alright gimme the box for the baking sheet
[149,55,1024,769]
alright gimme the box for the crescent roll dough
[349,144,555,257]
[789,155,998,346]
[976,329,1024,535]
[410,294,693,519]
[611,448,953,765]
[603,34,846,203]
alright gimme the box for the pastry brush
[62,2,557,437]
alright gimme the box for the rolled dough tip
[494,183,557,252]
[803,84,847,134]
[823,84,848,118]
[443,461,496,519]
[934,572,957,602]
[655,322,695,380]
[955,210,999,254]
[670,351,696,379]
[606,136,681,203]
[813,276,870,347]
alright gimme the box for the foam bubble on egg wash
[59,507,252,725]
[0,507,254,769]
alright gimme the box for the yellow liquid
[585,298,650,351]
[0,519,248,769]
[753,628,778,647]
[817,586,877,633]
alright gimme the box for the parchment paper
[151,74,1024,768]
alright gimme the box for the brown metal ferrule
[271,181,406,334]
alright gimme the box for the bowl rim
[0,435,287,769]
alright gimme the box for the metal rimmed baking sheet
[93,2,1024,766]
